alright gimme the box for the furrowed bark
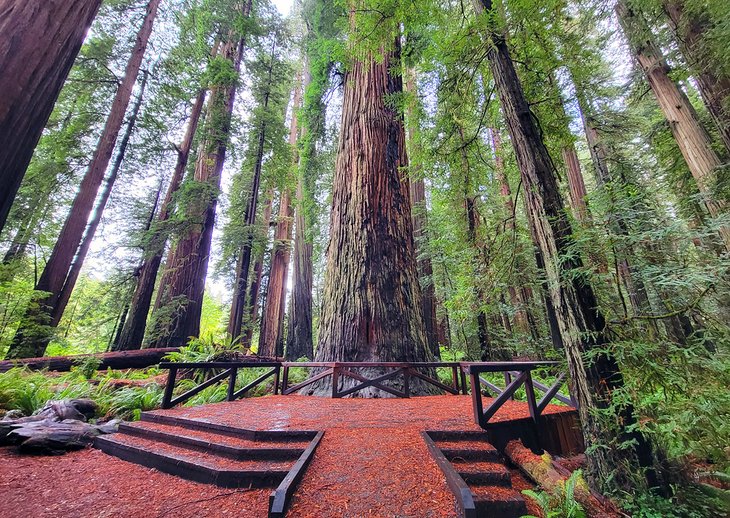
[51,70,150,331]
[310,30,434,396]
[7,0,160,359]
[0,0,103,234]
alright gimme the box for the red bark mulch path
[1,395,573,517]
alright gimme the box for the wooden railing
[463,362,572,429]
[159,361,281,409]
[280,362,466,398]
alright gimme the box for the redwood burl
[309,35,436,396]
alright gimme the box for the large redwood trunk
[475,0,659,490]
[663,0,730,153]
[0,0,103,234]
[260,84,300,358]
[6,0,160,359]
[310,33,434,396]
[115,89,207,351]
[405,69,440,358]
[51,71,149,330]
[616,1,729,251]
[149,2,251,348]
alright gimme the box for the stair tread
[436,440,498,451]
[98,433,295,473]
[123,421,309,450]
[452,460,510,474]
[471,484,525,502]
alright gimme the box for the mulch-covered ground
[1,395,569,517]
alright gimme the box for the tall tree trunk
[242,190,274,349]
[404,69,440,358]
[227,41,277,343]
[311,32,433,396]
[286,64,316,361]
[616,1,729,251]
[51,71,149,332]
[149,1,251,348]
[475,0,660,491]
[663,0,730,153]
[0,0,103,234]
[286,168,314,360]
[260,83,301,358]
[6,0,160,359]
[116,89,207,351]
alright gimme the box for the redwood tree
[148,0,252,348]
[310,14,434,395]
[474,0,660,490]
[616,1,729,251]
[0,0,103,234]
[6,0,160,359]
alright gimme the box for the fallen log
[0,347,178,373]
[7,418,119,453]
[504,440,622,517]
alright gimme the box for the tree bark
[260,83,301,358]
[616,1,729,251]
[149,1,251,348]
[310,32,433,396]
[663,0,730,153]
[6,0,160,359]
[475,0,659,490]
[0,0,103,234]
[405,69,440,358]
[116,89,207,351]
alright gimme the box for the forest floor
[0,396,569,517]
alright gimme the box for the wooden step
[451,460,512,487]
[119,421,306,460]
[471,485,527,518]
[439,441,501,463]
[95,433,292,488]
[140,412,316,442]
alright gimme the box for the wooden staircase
[423,431,527,518]
[94,412,322,516]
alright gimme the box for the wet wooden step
[450,460,512,487]
[95,433,292,488]
[471,485,527,518]
[119,421,307,460]
[140,411,316,442]
[438,440,500,463]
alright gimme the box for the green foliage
[522,469,587,518]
